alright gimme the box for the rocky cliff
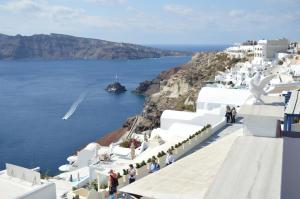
[0,33,188,60]
[126,52,239,133]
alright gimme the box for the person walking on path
[128,164,136,184]
[165,151,175,166]
[225,105,231,123]
[108,169,118,199]
[231,107,237,123]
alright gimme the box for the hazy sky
[0,0,299,44]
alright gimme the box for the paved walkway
[180,119,243,158]
[120,122,243,199]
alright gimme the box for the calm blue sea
[0,45,227,175]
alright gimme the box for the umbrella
[59,164,72,172]
[67,155,78,163]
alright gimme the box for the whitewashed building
[0,164,56,199]
[253,38,289,65]
[225,43,255,59]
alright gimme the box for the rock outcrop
[105,82,127,94]
[0,33,190,60]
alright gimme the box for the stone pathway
[180,119,243,158]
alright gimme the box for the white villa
[224,43,255,59]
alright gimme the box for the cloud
[228,10,246,17]
[85,0,127,5]
[163,4,194,16]
[0,0,124,29]
[0,0,299,43]
[0,0,41,12]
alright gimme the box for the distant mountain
[0,33,190,60]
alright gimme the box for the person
[149,158,160,173]
[108,169,118,199]
[225,105,231,123]
[165,151,175,166]
[128,164,136,184]
[69,174,73,182]
[231,107,237,123]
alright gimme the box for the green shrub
[120,139,141,148]
[100,183,108,190]
[157,151,166,157]
[123,169,129,175]
[117,172,122,179]
[90,180,98,191]
[140,161,146,167]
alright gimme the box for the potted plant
[147,158,152,169]
[122,169,129,183]
[117,172,124,187]
[169,146,175,152]
[98,183,108,198]
[157,151,166,165]
[136,161,147,178]
[89,179,98,191]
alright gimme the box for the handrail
[126,116,139,140]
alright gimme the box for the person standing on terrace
[165,151,175,166]
[128,164,136,184]
[231,107,237,123]
[108,170,118,199]
[149,158,160,173]
[225,105,232,123]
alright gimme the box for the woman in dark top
[108,169,118,199]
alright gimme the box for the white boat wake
[62,92,87,120]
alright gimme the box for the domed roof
[84,142,100,151]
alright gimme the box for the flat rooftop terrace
[0,172,42,199]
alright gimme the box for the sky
[0,0,299,44]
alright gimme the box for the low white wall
[243,116,279,137]
[20,182,56,199]
[124,121,226,187]
[89,166,108,184]
[161,112,223,130]
[87,120,226,192]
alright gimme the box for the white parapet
[239,104,284,137]
[0,164,56,199]
[196,87,251,113]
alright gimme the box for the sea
[0,44,228,175]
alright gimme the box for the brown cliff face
[127,52,237,133]
[133,66,182,96]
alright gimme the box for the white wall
[254,39,289,60]
[161,111,223,130]
[196,87,251,113]
[19,182,56,199]
[243,116,279,137]
[89,166,108,184]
